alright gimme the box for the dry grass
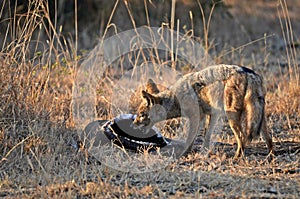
[0,0,299,198]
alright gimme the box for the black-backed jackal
[133,64,273,158]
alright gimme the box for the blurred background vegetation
[0,0,276,49]
[1,0,230,52]
[2,0,298,59]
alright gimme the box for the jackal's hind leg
[226,112,245,159]
[224,78,246,158]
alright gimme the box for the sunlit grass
[0,0,299,198]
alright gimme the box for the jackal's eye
[139,112,147,119]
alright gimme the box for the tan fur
[129,79,163,114]
[133,64,273,158]
[129,79,181,137]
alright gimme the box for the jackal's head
[133,90,166,131]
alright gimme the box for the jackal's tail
[243,76,265,143]
[243,74,273,153]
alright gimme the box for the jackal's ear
[141,90,157,106]
[145,79,159,94]
[147,78,155,85]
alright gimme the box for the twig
[0,135,32,164]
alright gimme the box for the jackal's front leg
[203,114,211,137]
